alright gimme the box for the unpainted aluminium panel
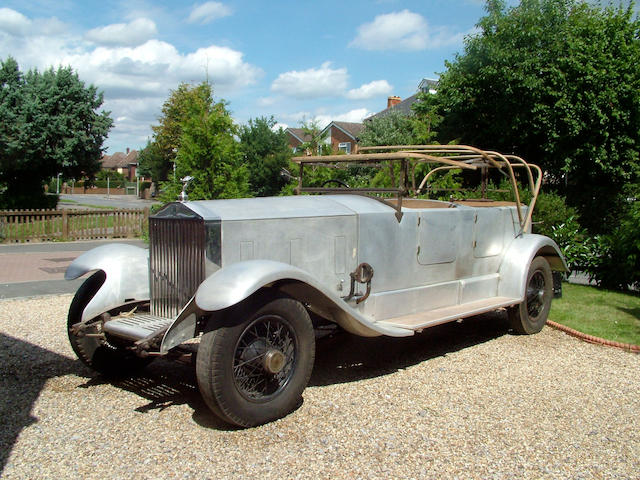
[473,208,507,258]
[221,215,357,296]
[417,210,460,265]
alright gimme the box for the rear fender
[498,234,568,300]
[65,244,149,322]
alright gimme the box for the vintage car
[65,145,567,427]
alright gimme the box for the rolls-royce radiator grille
[149,216,206,318]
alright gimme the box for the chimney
[387,96,401,109]
[126,147,130,155]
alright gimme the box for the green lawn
[550,283,640,346]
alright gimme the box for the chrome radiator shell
[149,215,206,318]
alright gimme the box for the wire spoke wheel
[526,271,547,319]
[508,257,553,335]
[197,295,315,427]
[232,315,297,401]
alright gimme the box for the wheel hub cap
[263,349,286,374]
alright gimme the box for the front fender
[65,244,150,322]
[191,260,410,334]
[498,234,568,300]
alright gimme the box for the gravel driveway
[1,295,638,479]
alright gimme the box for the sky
[0,0,510,154]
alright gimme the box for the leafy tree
[433,0,640,233]
[137,139,166,183]
[585,201,640,290]
[140,83,214,183]
[359,111,418,147]
[239,116,291,197]
[0,57,112,209]
[411,92,442,144]
[159,82,249,202]
[298,119,331,155]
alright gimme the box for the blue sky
[0,0,508,154]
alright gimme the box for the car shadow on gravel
[77,360,238,431]
[8,312,509,439]
[0,333,89,474]
[309,312,510,387]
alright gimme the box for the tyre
[68,271,151,376]
[196,296,315,427]
[508,256,553,334]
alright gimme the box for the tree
[359,110,418,147]
[298,119,330,155]
[159,82,249,202]
[411,92,442,144]
[0,57,112,209]
[139,83,214,184]
[137,140,166,182]
[239,116,291,197]
[433,0,640,233]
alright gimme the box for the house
[365,78,439,122]
[418,78,439,94]
[285,128,312,153]
[101,148,139,181]
[321,121,364,154]
[287,122,364,155]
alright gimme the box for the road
[0,239,147,299]
[59,193,160,210]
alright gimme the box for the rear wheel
[508,256,553,334]
[68,271,151,376]
[196,296,315,427]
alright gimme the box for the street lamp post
[172,147,178,180]
[56,173,62,194]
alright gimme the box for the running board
[103,314,173,341]
[376,297,520,332]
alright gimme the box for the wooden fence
[0,208,150,243]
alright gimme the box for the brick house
[101,148,139,181]
[285,128,312,153]
[321,121,364,154]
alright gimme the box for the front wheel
[196,296,315,427]
[508,256,553,334]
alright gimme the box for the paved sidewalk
[0,239,146,299]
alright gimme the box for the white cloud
[257,96,277,107]
[85,18,158,47]
[334,108,372,123]
[350,10,465,51]
[314,108,372,127]
[0,8,31,36]
[346,80,392,100]
[290,108,372,131]
[0,8,66,38]
[0,9,261,153]
[271,62,349,99]
[187,2,232,24]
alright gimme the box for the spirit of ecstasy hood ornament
[179,176,194,202]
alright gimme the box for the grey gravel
[1,295,638,479]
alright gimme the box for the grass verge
[550,283,640,346]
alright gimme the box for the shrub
[532,192,579,238]
[97,170,126,182]
[548,216,598,272]
[584,202,640,290]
